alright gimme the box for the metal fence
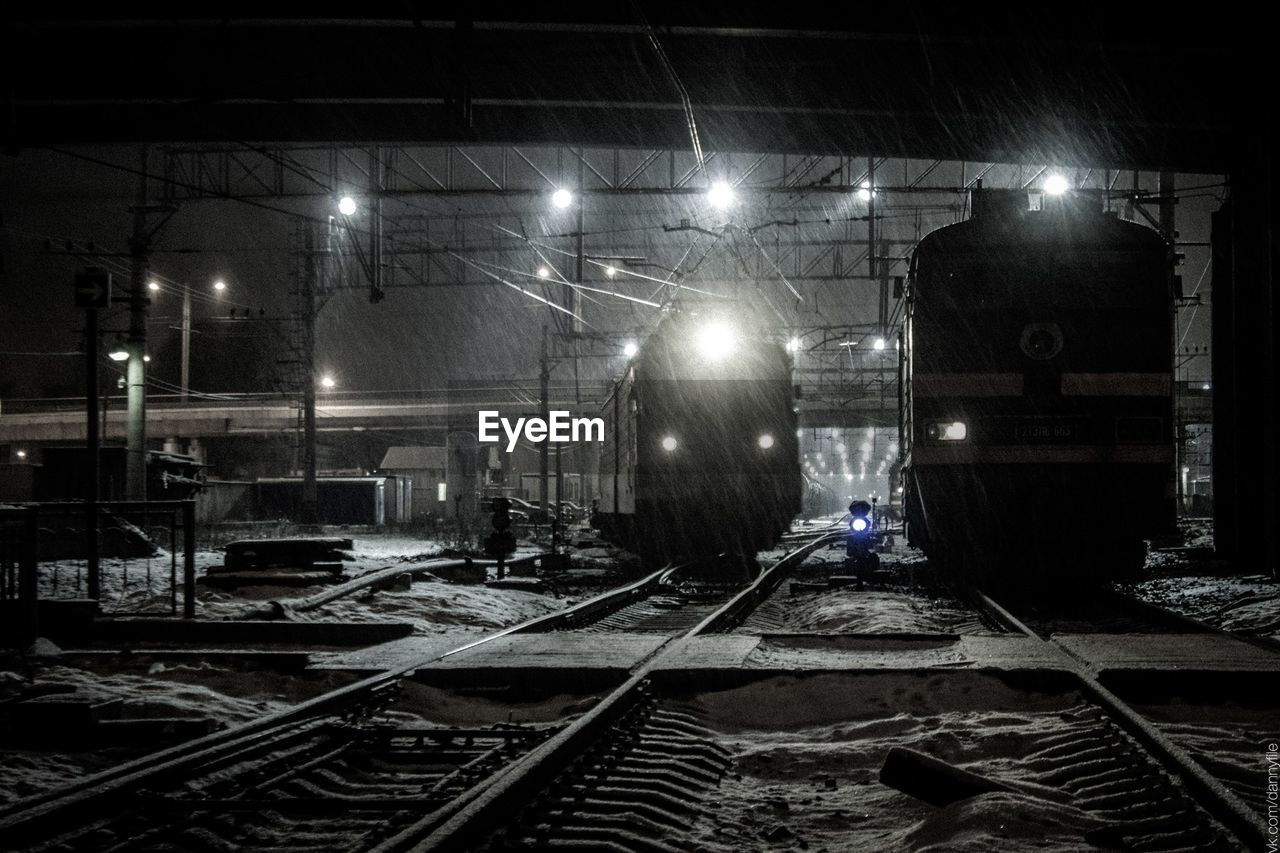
[0,500,196,647]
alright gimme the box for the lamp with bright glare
[147,281,160,292]
[873,337,886,351]
[695,321,737,361]
[320,375,336,389]
[605,265,617,278]
[551,188,572,209]
[107,348,129,361]
[785,337,801,353]
[1043,174,1070,195]
[857,181,874,202]
[623,341,638,358]
[338,196,358,216]
[758,433,775,450]
[15,450,27,460]
[537,266,551,279]
[707,181,735,209]
[661,435,678,452]
[213,280,226,292]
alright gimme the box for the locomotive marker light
[478,410,605,452]
[925,420,968,441]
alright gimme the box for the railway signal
[485,497,517,576]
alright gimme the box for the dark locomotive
[594,309,802,561]
[900,188,1176,582]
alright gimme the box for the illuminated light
[758,433,775,450]
[605,265,617,278]
[107,348,129,361]
[857,181,874,202]
[213,280,226,291]
[15,450,27,460]
[623,341,638,358]
[896,485,904,494]
[943,421,967,440]
[147,281,160,292]
[796,428,803,438]
[695,321,737,361]
[661,435,678,452]
[338,196,357,216]
[142,354,151,363]
[537,266,551,279]
[707,180,735,209]
[1044,173,1070,196]
[320,375,336,389]
[873,337,886,351]
[851,517,869,532]
[1182,466,1190,475]
[845,473,853,481]
[1202,382,1211,391]
[551,188,573,209]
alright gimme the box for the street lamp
[551,188,573,209]
[707,181,734,209]
[338,196,358,216]
[623,341,638,358]
[213,279,226,292]
[320,374,336,389]
[107,347,129,362]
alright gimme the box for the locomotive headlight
[695,321,737,361]
[661,435,678,452]
[925,420,968,441]
[850,517,869,532]
[757,433,775,450]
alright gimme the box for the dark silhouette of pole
[84,306,100,601]
[301,223,319,525]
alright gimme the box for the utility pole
[125,149,150,501]
[180,284,191,402]
[539,325,550,519]
[74,268,111,602]
[301,222,319,525]
[85,302,101,600]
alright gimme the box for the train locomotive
[594,310,802,562]
[900,188,1176,582]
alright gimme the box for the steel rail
[969,588,1264,851]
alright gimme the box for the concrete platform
[310,632,670,675]
[1054,633,1280,673]
[657,634,1064,671]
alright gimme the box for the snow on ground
[1132,698,1275,816]
[1127,574,1280,638]
[287,580,570,635]
[0,661,355,805]
[680,673,1114,853]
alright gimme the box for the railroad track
[969,586,1267,851]
[0,532,841,851]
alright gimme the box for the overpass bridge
[1,388,898,445]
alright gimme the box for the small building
[379,446,447,520]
